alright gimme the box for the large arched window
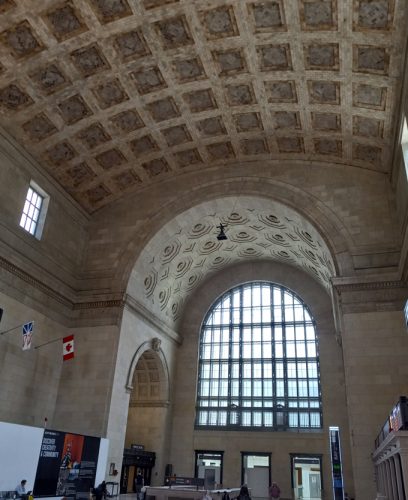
[195,282,322,430]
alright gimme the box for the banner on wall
[329,426,345,500]
[34,429,101,499]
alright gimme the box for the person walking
[269,482,281,500]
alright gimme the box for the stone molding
[373,431,408,464]
[333,278,407,315]
[73,299,125,310]
[123,294,181,345]
[334,280,406,293]
[0,255,72,307]
[2,250,405,327]
[129,400,170,408]
[0,255,180,343]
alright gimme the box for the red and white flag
[63,334,74,361]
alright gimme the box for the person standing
[94,481,107,500]
[135,470,144,500]
[237,485,251,500]
[269,482,281,500]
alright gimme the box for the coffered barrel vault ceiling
[131,198,336,322]
[0,0,405,213]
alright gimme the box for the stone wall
[338,282,408,500]
[0,130,88,292]
[108,303,180,483]
[169,260,354,498]
[0,291,63,429]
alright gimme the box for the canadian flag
[63,334,74,361]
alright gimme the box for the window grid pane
[20,186,44,237]
[196,282,322,430]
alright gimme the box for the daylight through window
[196,282,322,430]
[402,117,408,177]
[20,185,44,237]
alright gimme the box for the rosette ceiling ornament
[132,197,336,323]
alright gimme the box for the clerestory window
[195,282,322,430]
[402,117,408,178]
[19,182,49,239]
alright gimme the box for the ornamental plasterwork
[137,199,336,321]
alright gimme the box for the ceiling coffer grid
[0,0,402,212]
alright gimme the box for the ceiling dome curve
[128,196,336,325]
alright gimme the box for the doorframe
[195,450,224,486]
[240,451,271,488]
[290,453,323,498]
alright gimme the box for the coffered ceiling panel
[0,0,405,213]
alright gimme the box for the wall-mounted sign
[329,426,344,500]
[131,444,145,450]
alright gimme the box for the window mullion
[228,290,233,426]
[196,282,322,430]
[238,285,243,426]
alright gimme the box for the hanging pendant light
[216,223,227,241]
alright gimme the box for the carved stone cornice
[0,255,179,341]
[373,431,408,464]
[0,255,73,307]
[73,299,125,310]
[129,400,170,408]
[334,280,406,294]
[332,278,407,314]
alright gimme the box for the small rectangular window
[402,117,408,177]
[19,182,49,239]
[405,299,408,328]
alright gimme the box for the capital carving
[152,337,161,352]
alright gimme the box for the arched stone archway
[122,339,172,489]
[126,338,170,398]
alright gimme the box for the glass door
[291,454,322,500]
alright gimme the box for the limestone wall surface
[339,284,408,500]
[169,261,354,498]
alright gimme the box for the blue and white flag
[22,321,34,351]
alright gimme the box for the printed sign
[329,426,344,500]
[34,429,100,499]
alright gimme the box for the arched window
[195,282,322,430]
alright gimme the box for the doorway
[291,454,322,500]
[241,453,271,500]
[195,451,224,489]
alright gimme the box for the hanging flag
[22,321,34,351]
[63,334,74,361]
